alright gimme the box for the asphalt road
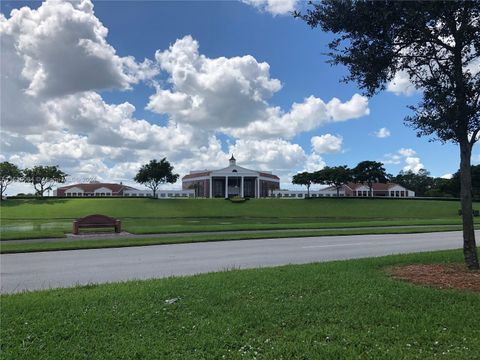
[1,231,474,294]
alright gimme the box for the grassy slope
[2,198,476,240]
[0,197,467,219]
[1,249,479,359]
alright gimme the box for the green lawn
[1,249,479,359]
[1,198,477,240]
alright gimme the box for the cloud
[0,2,363,194]
[311,134,343,154]
[384,148,424,174]
[1,0,149,98]
[228,138,307,173]
[147,36,281,129]
[242,0,298,15]
[229,94,369,139]
[374,127,391,138]
[403,156,424,173]
[441,173,453,179]
[147,36,369,139]
[386,70,417,96]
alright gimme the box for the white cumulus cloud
[384,148,424,174]
[311,134,343,154]
[374,127,391,138]
[242,0,298,15]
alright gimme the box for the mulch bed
[388,263,480,293]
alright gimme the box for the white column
[240,176,244,198]
[209,178,213,198]
[225,176,229,198]
[256,177,260,198]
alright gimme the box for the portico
[182,155,280,198]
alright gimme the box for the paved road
[1,231,474,294]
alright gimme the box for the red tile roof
[259,172,280,180]
[182,171,211,180]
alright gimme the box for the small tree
[23,165,67,197]
[134,158,179,198]
[292,172,314,197]
[352,161,388,197]
[314,165,352,197]
[0,162,22,200]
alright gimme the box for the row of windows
[124,193,194,198]
[275,193,344,198]
[66,193,111,196]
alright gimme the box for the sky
[1,0,477,195]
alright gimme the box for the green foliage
[352,161,388,195]
[2,250,479,358]
[292,171,314,197]
[392,169,433,197]
[22,165,67,197]
[134,158,179,197]
[0,162,22,198]
[313,165,352,196]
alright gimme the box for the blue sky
[1,0,474,194]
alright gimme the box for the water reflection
[0,222,68,232]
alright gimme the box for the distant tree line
[292,160,480,200]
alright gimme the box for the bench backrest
[76,214,117,225]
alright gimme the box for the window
[298,194,303,198]
[161,193,166,197]
[232,169,238,173]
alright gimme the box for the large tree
[292,171,314,197]
[352,161,388,197]
[23,165,67,197]
[392,169,434,197]
[0,162,22,200]
[134,158,179,198]
[314,165,352,197]
[296,1,480,269]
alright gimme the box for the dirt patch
[388,263,480,293]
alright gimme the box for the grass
[1,249,479,359]
[0,225,463,253]
[1,198,478,241]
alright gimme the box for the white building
[182,155,280,198]
[273,182,415,198]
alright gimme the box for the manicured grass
[0,226,463,253]
[1,249,479,359]
[2,198,477,240]
[0,197,468,219]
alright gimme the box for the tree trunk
[336,186,340,197]
[459,141,479,269]
[307,184,310,198]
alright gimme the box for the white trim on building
[123,189,195,199]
